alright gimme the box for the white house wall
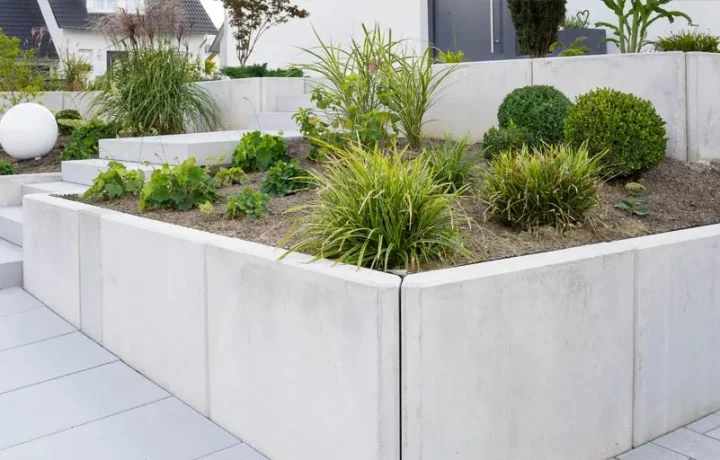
[222,0,428,69]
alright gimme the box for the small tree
[0,28,44,111]
[508,0,567,58]
[221,0,310,66]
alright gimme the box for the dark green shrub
[225,189,270,220]
[213,167,249,187]
[482,123,537,158]
[282,143,468,272]
[508,0,567,57]
[564,88,667,177]
[83,161,144,202]
[421,136,475,193]
[0,161,16,176]
[55,109,82,135]
[481,143,603,230]
[139,158,218,212]
[233,131,288,171]
[261,160,311,196]
[220,64,303,79]
[497,85,572,145]
[61,120,118,161]
[655,29,720,52]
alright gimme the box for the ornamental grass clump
[421,135,475,193]
[481,142,603,230]
[283,143,468,272]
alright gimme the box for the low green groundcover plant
[220,64,303,79]
[482,121,537,158]
[225,189,270,220]
[282,143,468,272]
[481,142,603,230]
[655,29,720,52]
[55,109,82,135]
[497,85,572,145]
[564,88,667,178]
[233,131,288,171]
[213,167,249,187]
[83,161,145,202]
[421,135,474,193]
[261,160,311,196]
[0,161,16,176]
[139,158,218,212]
[61,120,118,161]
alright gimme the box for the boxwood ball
[0,103,58,160]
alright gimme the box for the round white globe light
[0,103,58,160]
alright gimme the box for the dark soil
[72,139,720,272]
[0,136,67,174]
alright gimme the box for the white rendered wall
[686,52,720,161]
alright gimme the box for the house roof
[208,22,224,54]
[48,0,218,34]
[0,0,58,59]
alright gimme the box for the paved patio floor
[619,414,720,460]
[0,287,267,460]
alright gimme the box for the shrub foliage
[139,158,218,212]
[0,161,15,176]
[213,167,249,187]
[482,122,537,158]
[55,109,82,135]
[283,143,468,271]
[564,88,667,177]
[233,131,288,171]
[261,160,311,196]
[225,188,270,220]
[508,0,567,57]
[481,143,603,230]
[83,161,145,202]
[497,85,571,145]
[61,120,117,161]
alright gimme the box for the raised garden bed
[0,135,67,174]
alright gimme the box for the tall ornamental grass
[283,143,468,272]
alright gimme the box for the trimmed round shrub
[482,123,537,158]
[481,142,603,230]
[55,109,82,135]
[497,85,572,144]
[564,88,667,178]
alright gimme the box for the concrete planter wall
[22,195,720,460]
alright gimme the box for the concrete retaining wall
[22,195,720,460]
[686,53,720,162]
[22,194,401,460]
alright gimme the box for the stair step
[0,206,23,247]
[22,181,89,197]
[248,113,298,131]
[62,159,157,186]
[0,238,22,289]
[276,94,314,113]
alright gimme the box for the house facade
[0,0,217,78]
[216,0,720,68]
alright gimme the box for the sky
[200,0,225,28]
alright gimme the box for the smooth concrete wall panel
[100,214,214,415]
[261,78,306,113]
[0,173,61,207]
[686,52,720,162]
[532,53,688,160]
[22,195,92,328]
[424,60,532,142]
[197,79,263,131]
[632,225,720,445]
[402,243,636,460]
[206,236,401,460]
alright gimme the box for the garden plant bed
[69,139,720,272]
[0,135,67,174]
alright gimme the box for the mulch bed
[0,136,68,174]
[72,139,720,272]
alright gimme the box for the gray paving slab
[0,288,42,318]
[0,398,239,460]
[0,361,168,450]
[0,308,75,352]
[0,332,117,395]
[687,413,720,434]
[198,444,268,460]
[654,428,720,460]
[618,442,689,460]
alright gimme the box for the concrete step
[276,94,314,113]
[22,181,89,197]
[0,206,23,247]
[62,159,157,186]
[248,113,298,131]
[0,238,22,289]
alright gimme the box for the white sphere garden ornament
[0,103,58,160]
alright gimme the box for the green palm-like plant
[596,0,692,53]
